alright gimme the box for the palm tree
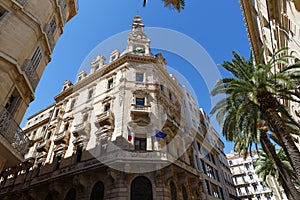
[143,0,185,12]
[254,147,299,199]
[210,48,300,181]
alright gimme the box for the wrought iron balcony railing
[14,0,28,6]
[21,59,39,91]
[0,106,29,156]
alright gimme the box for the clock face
[133,45,145,54]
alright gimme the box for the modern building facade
[0,0,78,172]
[227,151,287,200]
[239,0,300,146]
[0,16,236,200]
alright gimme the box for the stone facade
[0,0,78,172]
[239,0,300,148]
[227,151,287,200]
[0,16,236,200]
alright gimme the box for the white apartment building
[227,151,287,200]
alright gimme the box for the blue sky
[21,0,251,153]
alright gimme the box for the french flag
[127,126,132,142]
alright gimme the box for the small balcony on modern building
[94,111,114,128]
[36,139,51,153]
[21,59,40,91]
[73,122,91,138]
[53,130,70,145]
[0,106,29,168]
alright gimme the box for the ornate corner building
[239,0,300,146]
[0,0,78,172]
[227,151,287,200]
[0,16,237,200]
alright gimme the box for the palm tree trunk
[260,131,300,200]
[258,92,300,182]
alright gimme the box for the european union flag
[155,129,167,139]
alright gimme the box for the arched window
[170,181,177,200]
[65,188,76,200]
[182,185,188,200]
[90,181,105,200]
[131,176,153,200]
[45,194,53,200]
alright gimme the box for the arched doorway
[170,181,177,200]
[90,181,105,200]
[131,176,153,200]
[64,188,76,200]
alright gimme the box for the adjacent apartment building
[0,16,237,200]
[227,151,287,200]
[0,0,78,172]
[239,0,300,146]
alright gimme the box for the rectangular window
[104,104,110,112]
[74,146,83,163]
[48,17,57,35]
[53,154,62,171]
[205,180,211,195]
[160,85,164,92]
[70,99,76,109]
[0,6,7,21]
[134,137,146,150]
[108,79,113,89]
[88,89,93,99]
[31,46,42,70]
[136,73,144,82]
[136,98,145,106]
[5,89,21,115]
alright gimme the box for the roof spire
[132,16,144,33]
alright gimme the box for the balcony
[21,59,40,91]
[94,111,114,128]
[73,122,91,137]
[36,139,51,153]
[53,130,70,145]
[0,106,29,165]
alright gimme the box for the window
[245,163,249,170]
[33,162,42,177]
[169,92,173,100]
[5,89,21,115]
[47,17,57,35]
[170,181,177,200]
[249,173,253,180]
[31,46,42,70]
[131,176,153,200]
[70,99,76,109]
[182,185,188,200]
[108,79,113,89]
[253,183,258,191]
[64,123,69,131]
[136,73,144,82]
[54,108,60,118]
[245,186,249,194]
[90,181,105,200]
[205,180,211,195]
[53,154,62,171]
[64,188,76,200]
[74,146,82,163]
[136,98,145,106]
[88,89,93,99]
[83,113,88,122]
[134,137,146,150]
[0,6,7,21]
[229,160,233,165]
[104,104,110,112]
[160,84,164,92]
